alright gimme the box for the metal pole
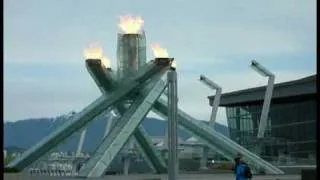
[199,75,222,169]
[4,150,7,162]
[199,75,222,128]
[103,113,115,138]
[76,129,87,157]
[209,88,222,128]
[200,89,221,169]
[249,60,275,139]
[257,75,275,138]
[123,138,134,175]
[200,147,209,170]
[167,70,178,180]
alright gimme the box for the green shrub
[4,167,20,173]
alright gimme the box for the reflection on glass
[226,100,316,165]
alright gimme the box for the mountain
[4,113,229,152]
[4,146,25,153]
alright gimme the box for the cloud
[4,67,102,121]
[3,0,316,123]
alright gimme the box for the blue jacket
[236,163,249,180]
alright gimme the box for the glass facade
[226,99,316,166]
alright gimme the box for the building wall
[226,99,316,166]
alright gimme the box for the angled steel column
[78,72,168,177]
[133,125,166,173]
[163,88,169,151]
[85,59,168,175]
[76,129,87,157]
[199,75,222,170]
[87,65,117,140]
[152,99,284,174]
[199,75,222,128]
[257,76,275,138]
[103,113,115,138]
[167,70,178,180]
[7,61,163,171]
[123,138,134,175]
[7,95,115,170]
[250,60,275,139]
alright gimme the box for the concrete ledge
[301,168,316,180]
[4,173,30,180]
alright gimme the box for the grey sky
[4,0,316,125]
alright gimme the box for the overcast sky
[4,0,316,125]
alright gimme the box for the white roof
[186,137,199,142]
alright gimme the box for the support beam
[78,73,168,177]
[85,59,168,175]
[123,137,134,175]
[250,60,275,139]
[208,89,221,127]
[167,70,178,180]
[7,95,114,170]
[199,75,222,169]
[164,126,168,150]
[104,113,115,138]
[133,126,166,173]
[152,98,284,175]
[199,75,222,128]
[257,76,275,138]
[76,129,87,157]
[200,147,209,170]
[7,61,167,171]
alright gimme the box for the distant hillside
[4,113,229,152]
[4,146,26,153]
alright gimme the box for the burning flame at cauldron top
[171,60,177,69]
[151,44,169,58]
[84,44,111,68]
[118,15,144,34]
[101,56,111,68]
[84,44,103,59]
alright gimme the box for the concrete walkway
[4,173,301,180]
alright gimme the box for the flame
[84,44,103,59]
[118,15,144,34]
[151,44,169,58]
[101,56,111,68]
[171,60,177,69]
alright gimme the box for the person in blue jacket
[235,158,252,180]
[234,153,243,174]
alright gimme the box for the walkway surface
[5,173,301,180]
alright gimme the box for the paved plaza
[5,173,301,180]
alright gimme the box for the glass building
[209,75,316,166]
